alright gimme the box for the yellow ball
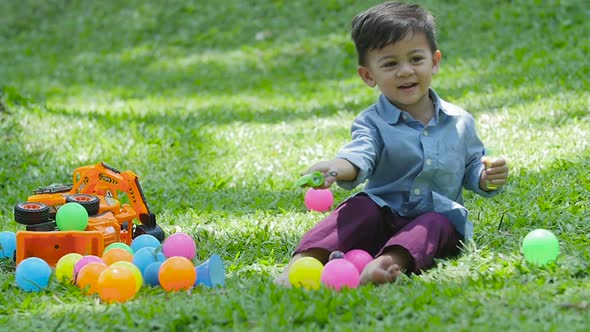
[110,261,143,292]
[288,257,324,290]
[56,253,83,283]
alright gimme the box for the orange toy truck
[14,162,165,266]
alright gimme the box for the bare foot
[359,255,402,285]
[273,273,292,288]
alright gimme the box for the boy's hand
[480,157,509,191]
[301,158,358,189]
[302,161,340,189]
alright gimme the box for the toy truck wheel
[66,194,100,216]
[14,202,50,225]
[134,224,165,242]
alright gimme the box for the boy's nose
[396,64,414,77]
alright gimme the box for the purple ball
[74,255,104,279]
[329,250,345,261]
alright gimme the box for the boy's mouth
[398,82,418,90]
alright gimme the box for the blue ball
[0,231,17,260]
[130,234,161,253]
[133,247,166,274]
[143,261,163,287]
[16,257,53,292]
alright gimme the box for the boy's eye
[411,57,424,63]
[383,61,397,67]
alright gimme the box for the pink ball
[74,255,104,279]
[304,188,334,212]
[320,259,360,291]
[344,249,373,273]
[162,232,196,260]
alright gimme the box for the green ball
[103,242,134,255]
[56,202,89,231]
[522,229,560,266]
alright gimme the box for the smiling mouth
[399,83,418,89]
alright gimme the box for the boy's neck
[392,94,435,126]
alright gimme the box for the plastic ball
[111,261,143,292]
[15,257,53,292]
[74,255,104,279]
[133,247,166,274]
[321,258,360,291]
[328,250,345,261]
[522,229,560,266]
[76,262,108,294]
[143,261,163,287]
[97,265,138,303]
[162,232,196,260]
[55,253,83,283]
[344,249,373,273]
[0,231,16,259]
[103,242,134,255]
[288,257,324,290]
[304,188,334,212]
[102,247,134,266]
[55,202,89,231]
[130,234,161,253]
[159,256,197,292]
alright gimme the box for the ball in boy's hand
[304,188,334,212]
[521,229,560,266]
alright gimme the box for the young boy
[275,1,509,286]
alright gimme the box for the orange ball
[76,262,108,295]
[110,261,143,292]
[159,256,196,292]
[97,265,138,303]
[102,247,134,266]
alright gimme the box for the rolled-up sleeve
[335,112,381,190]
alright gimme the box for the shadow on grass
[1,0,588,120]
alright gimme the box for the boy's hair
[351,1,438,66]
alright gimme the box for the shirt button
[425,159,432,166]
[402,114,408,120]
[414,188,421,195]
[423,130,429,136]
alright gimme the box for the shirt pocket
[434,141,465,194]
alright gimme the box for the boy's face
[357,32,441,115]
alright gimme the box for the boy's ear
[357,66,376,88]
[432,50,442,74]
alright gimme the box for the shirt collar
[376,88,448,125]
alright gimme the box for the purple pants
[294,195,462,274]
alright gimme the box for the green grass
[1,0,589,330]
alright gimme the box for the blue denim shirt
[335,89,499,241]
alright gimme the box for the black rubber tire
[14,202,51,225]
[66,194,100,216]
[26,221,57,232]
[134,223,165,242]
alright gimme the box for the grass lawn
[1,0,589,330]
